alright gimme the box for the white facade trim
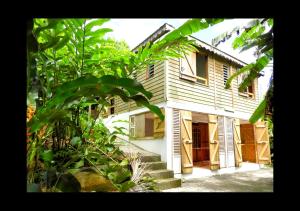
[165,106,173,169]
[166,100,252,120]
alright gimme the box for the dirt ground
[162,168,273,192]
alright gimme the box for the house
[103,23,271,177]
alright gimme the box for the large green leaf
[74,159,84,168]
[249,98,267,123]
[34,19,61,36]
[53,34,70,51]
[39,36,61,51]
[85,28,112,37]
[99,75,153,99]
[40,150,54,162]
[71,137,82,146]
[162,18,224,43]
[85,19,110,32]
[130,95,164,121]
[225,64,254,89]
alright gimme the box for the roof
[132,23,248,67]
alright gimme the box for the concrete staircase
[141,155,181,190]
[116,139,181,191]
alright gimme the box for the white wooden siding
[115,61,166,114]
[166,52,259,115]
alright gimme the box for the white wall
[103,103,168,161]
[133,139,166,161]
[165,106,173,169]
[167,100,251,121]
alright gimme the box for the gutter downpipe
[212,46,217,110]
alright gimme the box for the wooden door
[192,123,209,162]
[209,115,220,170]
[233,118,243,167]
[240,124,256,163]
[180,110,193,173]
[254,121,271,164]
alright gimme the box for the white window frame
[129,116,135,137]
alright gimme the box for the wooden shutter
[254,121,271,164]
[180,51,197,82]
[209,114,220,170]
[225,117,235,167]
[232,118,242,167]
[173,109,181,156]
[134,113,145,138]
[129,116,135,137]
[217,116,226,168]
[180,110,193,173]
[154,109,165,138]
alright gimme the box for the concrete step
[142,161,167,170]
[144,169,174,179]
[140,155,161,163]
[155,178,182,190]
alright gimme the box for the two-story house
[103,23,271,176]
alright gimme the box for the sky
[101,19,273,100]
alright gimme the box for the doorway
[192,122,210,168]
[240,124,257,163]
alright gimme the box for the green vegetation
[26,18,222,192]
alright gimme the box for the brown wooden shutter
[153,109,165,138]
[209,114,220,170]
[180,110,193,173]
[134,113,145,138]
[233,118,243,167]
[180,51,197,82]
[254,121,271,164]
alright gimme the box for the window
[133,71,137,80]
[129,110,165,139]
[129,116,135,137]
[196,53,208,85]
[238,73,254,98]
[109,98,115,115]
[223,65,229,87]
[147,64,155,79]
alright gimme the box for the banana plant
[211,18,273,123]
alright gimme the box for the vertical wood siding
[167,51,259,114]
[114,61,166,114]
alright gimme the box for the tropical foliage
[211,18,273,123]
[27,18,223,192]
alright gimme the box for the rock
[73,170,117,192]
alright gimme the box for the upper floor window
[223,65,229,87]
[133,71,137,80]
[180,51,208,85]
[147,64,155,79]
[196,53,208,85]
[109,98,115,115]
[238,73,254,98]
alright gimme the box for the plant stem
[84,156,105,176]
[81,20,86,76]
